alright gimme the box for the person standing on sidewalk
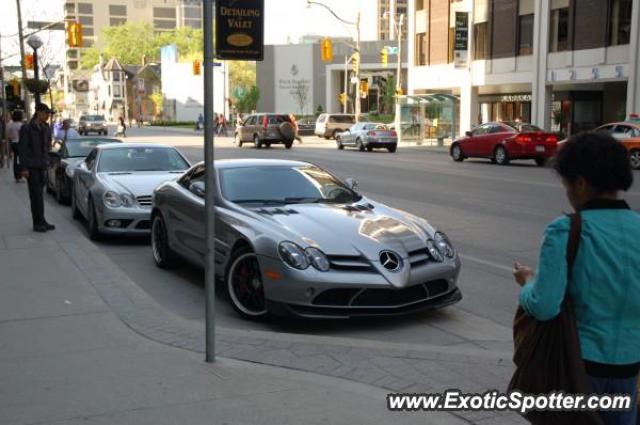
[513,132,639,425]
[53,119,79,141]
[7,110,24,182]
[18,103,55,233]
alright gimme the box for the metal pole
[0,33,6,147]
[354,12,361,123]
[124,75,129,124]
[396,15,403,94]
[32,48,40,105]
[343,56,348,114]
[16,0,30,116]
[203,0,216,363]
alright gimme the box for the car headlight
[434,232,455,258]
[306,247,330,272]
[278,242,309,270]
[426,239,444,262]
[103,191,135,208]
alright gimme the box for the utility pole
[354,12,361,123]
[396,14,404,98]
[343,55,348,114]
[16,0,30,116]
[203,0,216,363]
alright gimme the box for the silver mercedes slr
[151,159,462,319]
[71,143,190,240]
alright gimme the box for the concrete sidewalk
[0,167,467,424]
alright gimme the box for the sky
[0,0,377,66]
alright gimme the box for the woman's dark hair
[11,110,23,122]
[554,131,633,192]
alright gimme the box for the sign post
[454,12,469,69]
[203,0,264,363]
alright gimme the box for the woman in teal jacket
[514,132,639,425]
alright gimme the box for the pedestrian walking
[7,110,24,182]
[117,116,127,137]
[195,113,204,131]
[512,131,638,425]
[17,103,56,233]
[214,113,220,135]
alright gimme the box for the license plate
[536,145,545,152]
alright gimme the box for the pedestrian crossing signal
[192,59,201,75]
[67,22,83,48]
[321,38,333,62]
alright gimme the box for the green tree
[381,75,396,114]
[80,47,101,70]
[149,91,164,120]
[235,86,259,113]
[229,61,256,91]
[102,22,161,65]
[158,27,204,62]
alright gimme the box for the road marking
[459,254,513,272]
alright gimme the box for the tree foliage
[229,61,256,93]
[235,86,260,113]
[381,75,396,114]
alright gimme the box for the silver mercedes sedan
[71,143,190,240]
[151,159,461,319]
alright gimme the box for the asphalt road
[52,125,640,353]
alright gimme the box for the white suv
[315,114,356,139]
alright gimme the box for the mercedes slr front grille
[136,195,152,207]
[327,255,374,272]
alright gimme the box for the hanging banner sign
[215,0,264,61]
[454,12,469,69]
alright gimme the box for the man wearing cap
[18,103,55,232]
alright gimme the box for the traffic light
[395,87,404,96]
[360,80,369,95]
[321,38,333,62]
[192,59,201,75]
[380,48,388,67]
[351,52,360,73]
[7,80,20,97]
[338,92,346,105]
[67,22,83,48]
[24,54,34,70]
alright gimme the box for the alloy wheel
[630,150,640,170]
[227,252,267,317]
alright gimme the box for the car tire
[265,142,272,148]
[366,146,373,152]
[451,143,465,162]
[254,135,262,149]
[535,158,547,167]
[494,146,509,165]
[226,245,268,320]
[332,130,339,140]
[357,138,365,152]
[387,145,397,153]
[336,137,344,150]
[235,133,243,147]
[151,213,179,268]
[71,187,82,220]
[87,197,102,241]
[630,149,640,170]
[284,142,292,149]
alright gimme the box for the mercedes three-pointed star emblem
[379,250,402,272]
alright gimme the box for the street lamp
[382,11,405,99]
[307,0,362,122]
[27,35,44,105]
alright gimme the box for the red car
[450,122,558,166]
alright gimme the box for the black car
[46,137,122,204]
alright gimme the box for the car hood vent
[342,203,375,212]
[256,208,299,216]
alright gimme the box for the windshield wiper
[133,169,164,172]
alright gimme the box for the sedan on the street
[336,122,398,152]
[46,137,122,204]
[450,122,558,166]
[71,143,190,240]
[151,159,461,319]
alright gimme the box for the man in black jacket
[18,103,55,232]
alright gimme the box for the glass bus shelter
[396,94,460,145]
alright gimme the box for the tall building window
[517,0,534,55]
[473,0,490,60]
[110,4,127,26]
[416,0,425,10]
[609,0,632,46]
[182,4,202,28]
[549,1,569,52]
[415,32,428,65]
[153,7,177,31]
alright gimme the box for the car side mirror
[345,178,358,190]
[189,182,205,197]
[465,131,473,137]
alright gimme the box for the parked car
[593,122,640,170]
[315,113,356,139]
[151,159,461,319]
[78,114,108,136]
[46,137,122,204]
[336,122,398,152]
[71,143,190,240]
[450,122,558,166]
[295,117,316,136]
[234,113,297,149]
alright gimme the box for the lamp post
[307,0,361,122]
[27,35,43,105]
[123,73,129,126]
[383,12,404,100]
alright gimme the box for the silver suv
[78,114,108,136]
[234,113,297,149]
[315,114,356,139]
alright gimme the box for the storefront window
[609,0,632,46]
[474,0,490,60]
[549,6,569,52]
[518,14,534,55]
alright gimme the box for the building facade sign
[453,12,469,69]
[215,0,264,61]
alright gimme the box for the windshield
[505,122,542,133]
[97,147,189,173]
[83,115,105,122]
[65,139,119,157]
[220,165,361,205]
